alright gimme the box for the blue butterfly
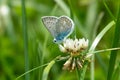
[41,16,74,43]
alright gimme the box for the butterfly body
[41,16,74,43]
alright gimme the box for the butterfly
[41,16,74,43]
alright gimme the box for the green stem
[21,0,30,80]
[86,48,120,58]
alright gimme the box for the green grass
[107,2,120,80]
[21,0,30,80]
[0,0,120,80]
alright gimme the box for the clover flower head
[59,38,89,71]
[59,38,89,56]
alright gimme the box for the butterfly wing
[55,16,74,40]
[41,16,58,37]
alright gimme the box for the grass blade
[16,63,48,80]
[103,0,116,21]
[85,0,97,39]
[55,0,70,16]
[112,62,120,80]
[42,60,55,80]
[80,20,115,80]
[86,48,120,58]
[89,20,115,80]
[107,4,120,80]
[76,61,89,80]
[89,21,115,52]
[41,56,60,80]
[21,0,30,80]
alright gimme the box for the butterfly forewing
[42,16,58,37]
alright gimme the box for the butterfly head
[53,38,64,44]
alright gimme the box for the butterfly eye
[54,40,57,42]
[53,39,57,43]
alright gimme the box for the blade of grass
[67,0,74,19]
[103,0,116,21]
[92,12,107,75]
[111,62,120,80]
[21,0,30,80]
[85,1,98,79]
[96,54,107,74]
[89,20,115,80]
[89,21,115,52]
[76,61,89,80]
[67,0,85,37]
[42,60,55,80]
[39,29,49,80]
[15,55,60,80]
[85,0,98,39]
[42,56,60,80]
[15,63,48,80]
[107,3,120,80]
[67,0,77,38]
[55,0,70,16]
[37,42,44,80]
[85,47,120,77]
[74,15,86,37]
[80,20,115,80]
[92,12,104,40]
[86,47,120,58]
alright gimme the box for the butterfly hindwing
[55,16,74,39]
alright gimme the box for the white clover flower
[59,38,89,57]
[59,38,89,71]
